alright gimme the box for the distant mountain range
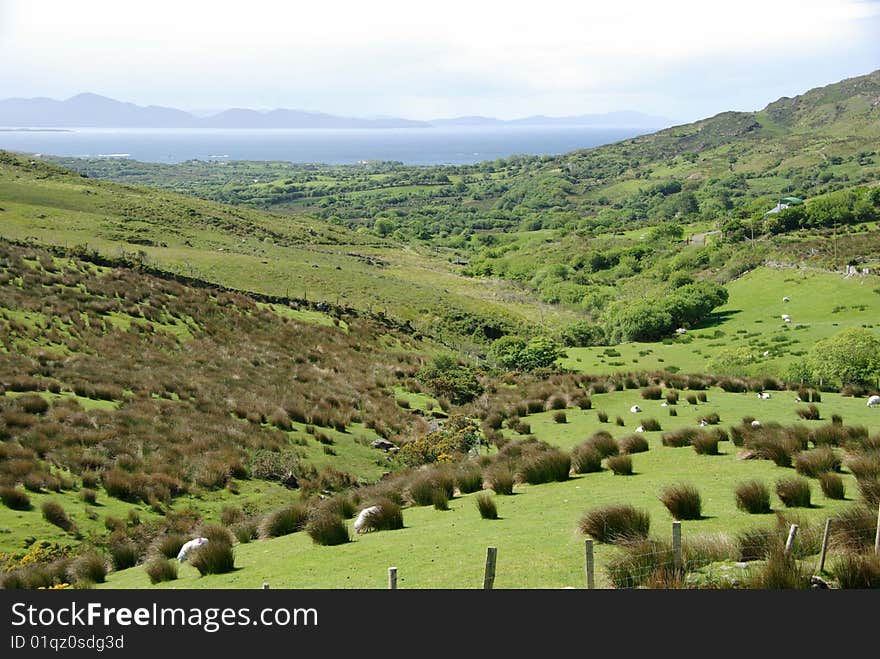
[0,93,672,130]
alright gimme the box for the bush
[360,498,403,531]
[517,449,571,484]
[0,486,31,510]
[41,500,74,532]
[597,410,609,423]
[305,510,350,546]
[735,481,772,514]
[619,434,649,454]
[641,386,663,400]
[190,542,235,575]
[640,418,661,432]
[552,411,567,424]
[571,445,603,474]
[775,477,812,508]
[259,503,309,538]
[794,447,840,478]
[819,472,845,500]
[69,551,108,585]
[692,434,719,455]
[476,492,498,520]
[145,557,178,584]
[579,504,650,544]
[606,454,633,475]
[485,464,515,495]
[659,484,702,520]
[831,552,880,589]
[455,463,484,494]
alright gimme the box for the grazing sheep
[699,419,708,427]
[630,405,642,413]
[867,395,880,408]
[635,426,645,433]
[660,402,668,407]
[751,420,762,428]
[353,505,381,534]
[757,392,771,400]
[177,537,208,562]
[781,314,791,321]
[675,328,687,335]
[795,396,802,403]
[763,350,770,357]
[783,297,790,302]
[784,317,791,323]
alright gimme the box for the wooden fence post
[818,520,832,573]
[875,503,880,556]
[388,567,397,590]
[785,524,799,555]
[585,539,595,590]
[483,547,497,590]
[672,521,682,572]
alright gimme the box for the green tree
[488,335,562,371]
[809,328,880,386]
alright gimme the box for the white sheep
[867,395,880,408]
[635,426,645,433]
[660,402,668,407]
[699,419,708,427]
[177,537,208,562]
[781,314,790,321]
[630,404,642,413]
[758,392,771,400]
[783,297,790,302]
[353,505,382,534]
[751,420,762,428]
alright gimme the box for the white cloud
[1,0,877,118]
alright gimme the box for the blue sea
[0,126,650,165]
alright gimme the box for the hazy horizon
[1,1,879,123]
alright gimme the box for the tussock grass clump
[572,394,592,410]
[683,533,738,570]
[737,527,777,562]
[615,416,625,427]
[476,492,498,520]
[200,524,234,547]
[571,444,603,474]
[796,404,821,421]
[831,505,877,551]
[606,539,676,589]
[579,504,650,544]
[596,410,608,423]
[692,433,719,455]
[360,498,404,531]
[794,447,840,478]
[606,454,633,476]
[735,481,772,514]
[19,394,49,415]
[145,557,178,584]
[305,510,351,546]
[190,542,235,576]
[548,395,567,410]
[432,488,449,510]
[700,412,720,425]
[584,431,619,458]
[517,448,571,484]
[485,463,515,495]
[844,452,880,480]
[109,537,139,570]
[665,391,679,405]
[659,484,702,520]
[819,472,845,500]
[686,394,698,405]
[41,500,74,532]
[747,543,810,589]
[69,551,108,585]
[775,477,812,508]
[640,418,661,432]
[220,506,245,527]
[697,392,708,403]
[259,503,309,538]
[454,462,484,494]
[231,519,259,544]
[619,434,649,455]
[0,486,31,510]
[154,534,186,559]
[661,427,699,448]
[80,488,98,505]
[552,411,567,424]
[640,386,663,400]
[831,552,880,589]
[668,408,678,417]
[857,478,880,505]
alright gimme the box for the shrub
[306,510,350,546]
[819,472,845,500]
[775,477,812,508]
[476,492,498,520]
[360,498,403,531]
[831,552,880,589]
[190,542,235,576]
[794,447,840,478]
[597,410,608,423]
[68,551,108,585]
[571,445,603,474]
[659,484,702,520]
[455,463,484,494]
[640,418,661,432]
[619,434,649,454]
[0,486,31,510]
[579,504,650,544]
[606,454,633,476]
[735,481,772,514]
[41,500,74,532]
[518,449,571,484]
[640,386,663,400]
[19,394,49,415]
[552,411,567,424]
[692,434,719,455]
[797,404,821,420]
[606,539,676,589]
[145,557,178,584]
[485,464,515,495]
[259,503,309,538]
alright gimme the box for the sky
[1,0,879,122]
